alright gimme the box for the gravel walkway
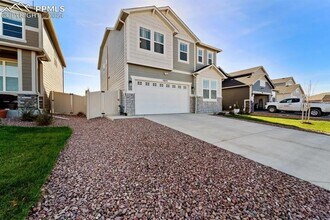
[8,117,328,219]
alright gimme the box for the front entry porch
[253,93,272,111]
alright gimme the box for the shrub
[35,111,53,126]
[77,112,86,117]
[20,109,37,122]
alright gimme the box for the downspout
[193,73,198,114]
[249,85,253,113]
[35,55,44,109]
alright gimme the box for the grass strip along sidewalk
[226,114,330,135]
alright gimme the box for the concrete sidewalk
[146,114,330,190]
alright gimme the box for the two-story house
[0,0,66,117]
[222,66,275,112]
[271,77,304,102]
[97,6,227,116]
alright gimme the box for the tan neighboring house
[0,0,66,117]
[309,92,330,103]
[272,77,304,102]
[222,66,275,112]
[98,6,227,115]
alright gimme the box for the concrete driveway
[145,114,330,190]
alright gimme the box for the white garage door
[135,80,190,115]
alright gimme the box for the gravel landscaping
[11,117,329,219]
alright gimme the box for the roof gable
[115,6,178,33]
[272,77,296,85]
[224,66,274,88]
[158,6,199,42]
[194,64,227,79]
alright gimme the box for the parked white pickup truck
[265,98,330,117]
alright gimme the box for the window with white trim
[154,32,164,54]
[197,48,203,64]
[259,79,266,87]
[203,79,217,100]
[179,41,189,62]
[139,27,151,50]
[0,60,19,91]
[207,51,213,65]
[1,11,23,39]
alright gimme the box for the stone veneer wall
[190,97,195,113]
[125,93,135,116]
[196,97,222,113]
[18,94,38,110]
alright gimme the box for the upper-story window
[179,41,189,63]
[207,51,213,65]
[197,48,203,64]
[154,32,164,54]
[1,11,23,39]
[259,79,266,87]
[0,60,19,92]
[139,27,151,51]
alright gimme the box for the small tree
[301,81,314,124]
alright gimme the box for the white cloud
[65,71,97,78]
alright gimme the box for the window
[203,79,217,100]
[160,83,164,87]
[197,48,203,64]
[0,60,19,91]
[154,32,164,54]
[166,84,170,88]
[152,83,157,86]
[259,79,266,87]
[139,27,151,50]
[207,51,213,65]
[1,12,23,39]
[145,82,150,86]
[179,41,189,62]
[137,81,142,85]
[172,85,176,88]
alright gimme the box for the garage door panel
[135,81,189,115]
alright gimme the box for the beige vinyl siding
[42,25,64,98]
[126,11,173,70]
[128,64,193,83]
[100,46,108,91]
[105,28,125,92]
[173,37,194,72]
[196,69,223,98]
[161,12,195,42]
[22,50,32,91]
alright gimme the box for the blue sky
[24,0,330,95]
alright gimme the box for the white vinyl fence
[51,91,86,115]
[86,90,120,120]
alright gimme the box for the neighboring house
[0,0,66,117]
[222,66,275,112]
[272,77,304,101]
[309,92,330,103]
[98,6,227,115]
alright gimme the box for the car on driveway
[266,98,330,117]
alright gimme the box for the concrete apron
[145,114,330,191]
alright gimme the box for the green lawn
[228,115,330,134]
[0,126,72,220]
